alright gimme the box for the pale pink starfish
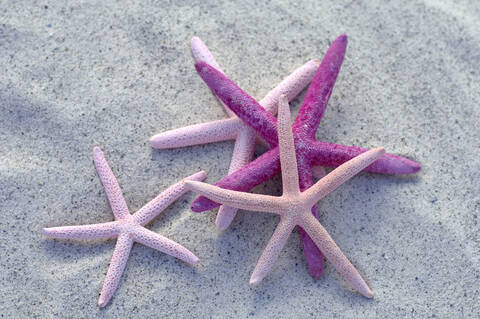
[150,37,323,231]
[185,95,385,297]
[43,147,206,307]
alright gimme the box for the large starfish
[186,94,384,297]
[191,34,421,278]
[150,37,322,231]
[43,147,206,307]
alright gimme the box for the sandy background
[0,0,479,318]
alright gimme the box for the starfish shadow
[41,237,116,261]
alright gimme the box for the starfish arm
[258,59,320,114]
[190,147,281,212]
[98,233,134,307]
[42,221,119,240]
[292,34,347,138]
[150,118,239,149]
[185,180,283,214]
[133,226,199,265]
[190,36,236,117]
[93,147,130,220]
[296,156,325,278]
[195,61,279,147]
[133,171,207,226]
[249,217,296,284]
[277,95,300,195]
[304,148,386,207]
[216,128,257,230]
[311,166,326,179]
[310,141,421,175]
[299,213,373,298]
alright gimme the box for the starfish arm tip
[188,171,207,182]
[97,295,108,308]
[92,146,102,156]
[148,135,157,145]
[148,134,168,149]
[191,255,200,265]
[249,275,262,285]
[395,158,421,174]
[365,289,374,299]
[191,35,200,44]
[380,152,421,174]
[42,228,53,237]
[412,162,421,172]
[338,33,348,43]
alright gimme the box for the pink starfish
[191,34,421,278]
[43,147,206,307]
[150,37,322,231]
[186,94,384,297]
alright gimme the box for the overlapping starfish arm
[304,147,385,206]
[278,95,325,277]
[292,34,347,139]
[277,95,301,195]
[133,226,199,265]
[186,180,283,214]
[150,59,319,150]
[310,141,420,174]
[195,61,279,147]
[216,128,257,230]
[150,118,240,149]
[299,213,373,298]
[93,147,129,220]
[133,171,207,226]
[42,222,119,240]
[98,233,134,307]
[190,148,281,212]
[299,229,325,277]
[190,36,234,117]
[258,59,320,114]
[249,217,296,285]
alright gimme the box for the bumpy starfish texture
[191,34,421,278]
[186,95,383,297]
[43,147,206,307]
[150,36,322,231]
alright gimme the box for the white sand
[0,0,478,317]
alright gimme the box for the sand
[0,0,479,317]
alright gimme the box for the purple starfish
[191,34,421,278]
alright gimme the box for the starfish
[150,37,323,232]
[191,33,421,278]
[43,147,206,307]
[186,94,384,297]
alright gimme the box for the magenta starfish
[191,34,421,278]
[150,37,321,231]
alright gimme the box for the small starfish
[186,95,383,297]
[150,37,323,231]
[191,33,421,278]
[43,147,206,307]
